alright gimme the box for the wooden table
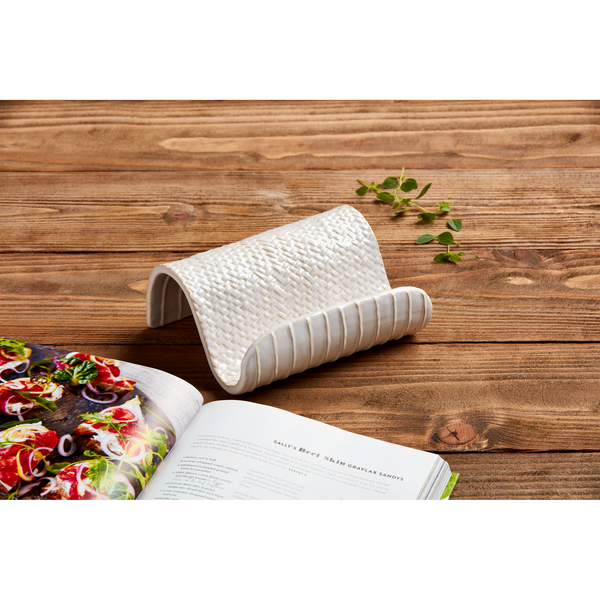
[2,100,599,499]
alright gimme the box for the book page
[141,400,447,500]
[118,361,202,439]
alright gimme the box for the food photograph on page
[0,337,176,500]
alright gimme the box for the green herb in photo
[15,391,58,413]
[53,358,98,386]
[0,337,27,359]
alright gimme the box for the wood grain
[1,169,599,253]
[444,452,600,500]
[24,342,600,454]
[2,101,600,171]
[2,250,599,344]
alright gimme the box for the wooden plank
[2,101,600,171]
[444,452,600,499]
[9,343,599,453]
[1,169,600,253]
[1,251,600,344]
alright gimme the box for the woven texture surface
[163,206,391,386]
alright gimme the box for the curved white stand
[146,205,432,394]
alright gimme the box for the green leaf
[415,234,436,245]
[437,231,455,245]
[157,442,167,459]
[61,356,82,366]
[382,177,399,189]
[143,461,158,478]
[140,429,168,446]
[459,252,465,256]
[47,461,73,475]
[447,218,462,232]
[415,182,432,200]
[53,360,98,386]
[447,253,462,263]
[376,192,395,203]
[85,457,117,492]
[129,465,149,488]
[400,178,418,193]
[16,391,57,413]
[79,411,129,436]
[440,473,460,500]
[0,337,27,360]
[83,450,102,458]
[109,480,134,500]
[27,358,54,377]
[436,201,452,212]
[355,186,369,196]
[0,418,40,431]
[433,253,448,263]
[417,212,437,222]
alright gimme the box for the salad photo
[0,337,176,500]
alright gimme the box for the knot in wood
[163,203,196,224]
[169,210,190,220]
[437,422,477,446]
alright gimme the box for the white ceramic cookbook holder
[146,205,432,394]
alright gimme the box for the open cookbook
[0,337,457,500]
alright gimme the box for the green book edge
[440,472,460,500]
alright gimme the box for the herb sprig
[356,168,443,221]
[84,455,121,496]
[416,231,465,263]
[355,169,467,264]
[79,411,130,443]
[14,391,58,413]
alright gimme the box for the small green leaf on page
[382,177,399,189]
[356,186,369,196]
[440,473,460,500]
